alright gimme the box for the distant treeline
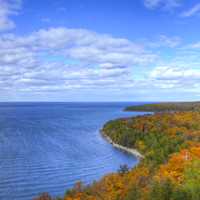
[35,103,200,200]
[125,102,200,112]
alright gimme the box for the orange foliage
[36,111,200,200]
[155,146,200,184]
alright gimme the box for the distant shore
[101,130,143,159]
[125,101,200,112]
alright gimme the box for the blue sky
[1,0,200,101]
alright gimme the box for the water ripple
[0,102,141,200]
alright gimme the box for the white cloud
[143,0,182,10]
[108,64,199,100]
[149,66,200,90]
[0,0,21,31]
[184,42,200,49]
[159,35,181,48]
[0,27,157,92]
[181,3,200,17]
[0,25,198,100]
[29,27,155,67]
[148,35,181,48]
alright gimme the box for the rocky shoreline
[101,130,144,159]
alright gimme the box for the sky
[1,0,200,102]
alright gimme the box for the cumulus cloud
[149,66,200,90]
[1,25,197,99]
[0,27,157,92]
[0,0,21,31]
[28,27,156,65]
[0,25,199,100]
[150,66,200,80]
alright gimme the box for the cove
[0,102,147,200]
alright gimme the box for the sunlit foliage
[36,109,200,200]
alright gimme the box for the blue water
[0,102,146,200]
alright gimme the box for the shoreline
[101,130,144,159]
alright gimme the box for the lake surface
[0,102,147,200]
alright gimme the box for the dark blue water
[0,102,146,200]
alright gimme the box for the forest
[35,103,200,200]
[125,102,200,112]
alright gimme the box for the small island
[36,102,200,200]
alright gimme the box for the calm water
[0,102,146,200]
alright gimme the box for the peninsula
[36,102,200,200]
